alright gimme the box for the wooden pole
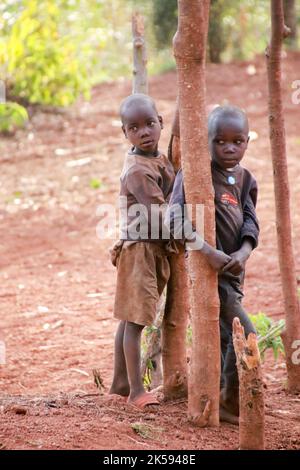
[174,0,220,427]
[266,0,300,392]
[233,318,265,450]
[162,117,189,399]
[132,12,148,94]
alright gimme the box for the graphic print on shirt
[220,192,238,207]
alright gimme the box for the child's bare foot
[219,388,239,425]
[219,405,239,425]
[109,381,130,399]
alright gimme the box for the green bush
[1,1,90,106]
[0,101,28,133]
[249,312,285,360]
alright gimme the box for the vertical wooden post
[266,0,300,393]
[233,318,265,450]
[132,12,148,94]
[162,116,189,399]
[162,247,189,400]
[174,0,220,427]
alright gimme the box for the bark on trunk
[233,318,265,450]
[162,246,189,399]
[132,12,148,94]
[266,0,300,393]
[162,104,189,400]
[174,0,220,427]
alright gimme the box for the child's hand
[201,242,232,272]
[222,240,253,275]
[222,250,248,275]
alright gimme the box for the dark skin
[110,97,163,403]
[121,100,163,157]
[202,113,253,275]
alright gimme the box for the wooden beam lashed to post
[233,318,265,450]
[266,0,300,392]
[132,12,148,94]
[174,0,220,427]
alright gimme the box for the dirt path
[0,52,300,450]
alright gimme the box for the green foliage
[187,312,285,361]
[208,0,228,63]
[89,178,102,190]
[152,0,177,49]
[0,101,28,133]
[249,312,285,360]
[1,1,90,106]
[143,358,154,389]
[141,324,160,389]
[0,0,298,108]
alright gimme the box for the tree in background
[208,0,228,63]
[266,0,300,393]
[152,0,178,50]
[283,0,298,49]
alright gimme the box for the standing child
[166,105,259,424]
[109,93,175,409]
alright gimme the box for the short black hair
[120,93,158,124]
[208,105,249,137]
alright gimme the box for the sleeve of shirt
[240,178,260,249]
[164,169,204,250]
[126,166,170,238]
[126,167,166,207]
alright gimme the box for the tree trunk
[232,318,265,450]
[283,0,298,49]
[162,246,189,399]
[174,0,220,427]
[162,107,189,400]
[266,0,300,393]
[132,12,148,94]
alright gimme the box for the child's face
[209,116,249,169]
[122,102,163,154]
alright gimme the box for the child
[166,105,259,424]
[109,93,175,409]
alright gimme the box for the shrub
[0,101,28,133]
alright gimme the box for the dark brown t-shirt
[119,150,175,241]
[212,161,259,254]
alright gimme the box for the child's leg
[220,319,230,389]
[123,321,146,401]
[219,275,256,416]
[109,321,130,397]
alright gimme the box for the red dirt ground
[0,52,300,450]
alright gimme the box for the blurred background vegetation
[0,0,299,113]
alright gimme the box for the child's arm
[223,181,259,275]
[165,169,231,272]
